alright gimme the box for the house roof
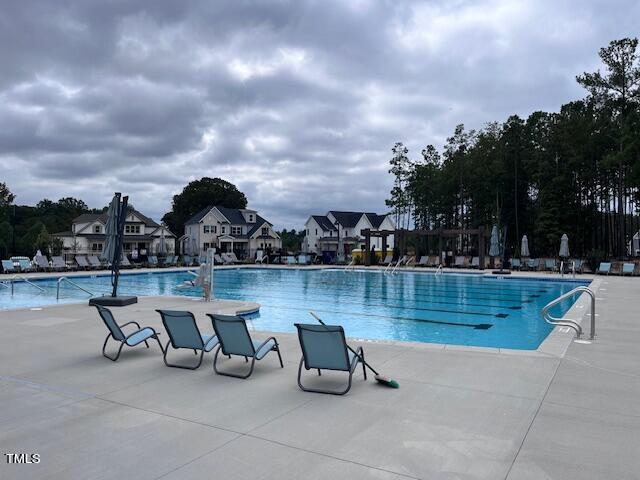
[329,211,388,228]
[365,213,387,229]
[184,206,274,234]
[312,215,337,231]
[72,209,160,228]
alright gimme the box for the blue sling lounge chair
[207,314,283,378]
[597,262,611,275]
[96,305,163,361]
[156,310,219,369]
[294,323,366,395]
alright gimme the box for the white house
[54,209,176,260]
[303,211,395,258]
[180,206,281,260]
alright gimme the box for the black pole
[111,194,128,297]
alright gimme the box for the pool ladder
[541,286,596,340]
[56,277,93,300]
[6,276,46,295]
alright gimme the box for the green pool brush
[309,311,399,389]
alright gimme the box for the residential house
[54,209,175,260]
[303,211,395,258]
[180,206,281,259]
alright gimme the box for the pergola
[360,226,488,269]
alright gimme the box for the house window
[125,225,141,234]
[91,243,103,252]
[221,226,226,234]
[315,229,318,235]
[249,214,254,222]
[261,227,269,236]
[123,243,131,251]
[93,225,101,233]
[329,231,333,237]
[231,226,242,236]
[203,225,216,234]
[203,242,213,250]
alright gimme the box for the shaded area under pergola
[361,227,488,269]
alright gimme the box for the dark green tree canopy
[0,182,15,206]
[162,177,248,236]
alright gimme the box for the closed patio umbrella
[489,225,500,257]
[559,234,569,258]
[101,195,120,263]
[521,235,530,258]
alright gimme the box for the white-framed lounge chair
[119,256,133,269]
[214,254,225,265]
[526,258,540,271]
[88,255,103,269]
[156,309,219,370]
[221,253,235,265]
[96,305,163,361]
[2,259,16,273]
[470,257,480,268]
[286,255,297,265]
[75,255,90,270]
[418,256,428,267]
[622,263,635,276]
[597,262,611,275]
[207,314,284,379]
[255,251,266,264]
[427,256,440,267]
[34,256,51,271]
[182,255,193,266]
[298,254,310,265]
[572,259,584,274]
[227,252,240,263]
[51,256,68,271]
[18,259,34,272]
[454,256,465,268]
[294,323,366,396]
[381,254,393,265]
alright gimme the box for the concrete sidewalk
[0,279,638,479]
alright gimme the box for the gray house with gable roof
[180,206,281,259]
[303,210,395,258]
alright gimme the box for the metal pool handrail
[56,277,93,300]
[10,276,46,295]
[541,286,595,340]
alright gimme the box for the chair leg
[213,346,255,379]
[297,358,352,395]
[102,334,124,362]
[359,348,367,380]
[274,343,284,368]
[163,341,204,370]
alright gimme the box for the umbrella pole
[111,195,128,297]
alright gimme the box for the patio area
[1,276,639,479]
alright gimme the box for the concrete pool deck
[1,277,639,479]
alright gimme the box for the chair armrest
[255,336,278,353]
[120,321,142,330]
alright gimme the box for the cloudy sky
[0,0,637,229]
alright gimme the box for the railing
[0,281,9,289]
[344,258,355,272]
[56,277,93,300]
[542,286,596,340]
[10,276,46,295]
[391,256,407,275]
[435,264,443,275]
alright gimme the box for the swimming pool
[0,268,588,349]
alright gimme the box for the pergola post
[364,230,371,266]
[382,233,388,260]
[438,230,443,265]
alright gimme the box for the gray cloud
[1,0,638,229]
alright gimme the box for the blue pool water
[0,269,588,349]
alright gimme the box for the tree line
[386,38,640,262]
